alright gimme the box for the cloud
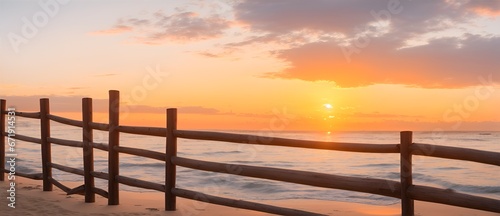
[232,0,500,88]
[87,1,499,88]
[197,51,221,58]
[89,25,132,35]
[92,10,230,44]
[234,0,384,34]
[149,11,230,42]
[265,35,500,88]
[67,87,87,90]
[349,112,424,119]
[94,73,118,77]
[178,106,220,114]
[234,0,473,39]
[195,47,239,58]
[464,0,500,16]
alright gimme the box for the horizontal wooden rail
[175,130,400,153]
[412,143,500,166]
[408,185,500,213]
[3,170,43,180]
[172,188,326,216]
[13,111,40,119]
[118,125,166,137]
[91,171,109,180]
[115,175,165,192]
[48,114,83,127]
[48,137,84,148]
[89,122,109,131]
[92,142,109,151]
[50,163,84,176]
[115,146,165,161]
[5,133,42,144]
[172,156,401,199]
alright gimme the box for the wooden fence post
[82,98,95,202]
[108,90,120,205]
[0,99,5,181]
[166,108,177,210]
[400,131,414,216]
[40,98,53,191]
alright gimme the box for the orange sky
[1,0,500,131]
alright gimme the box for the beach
[1,177,498,216]
[3,0,500,214]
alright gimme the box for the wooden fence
[1,90,499,216]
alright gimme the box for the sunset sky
[1,0,499,131]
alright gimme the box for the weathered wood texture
[412,143,500,166]
[408,185,500,213]
[48,137,83,148]
[91,171,109,180]
[3,170,43,180]
[92,142,109,151]
[116,175,164,192]
[89,122,109,131]
[13,111,40,119]
[49,177,70,192]
[40,98,52,191]
[82,98,95,202]
[93,187,109,198]
[115,146,165,161]
[108,90,120,205]
[175,130,399,153]
[48,114,83,127]
[6,133,41,144]
[400,131,414,216]
[118,125,166,137]
[172,188,326,216]
[165,108,178,210]
[172,156,401,199]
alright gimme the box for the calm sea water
[8,119,500,205]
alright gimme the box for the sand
[1,177,498,216]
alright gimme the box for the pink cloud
[92,11,230,44]
[464,0,500,17]
[265,35,500,88]
[89,25,132,35]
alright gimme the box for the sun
[323,103,333,109]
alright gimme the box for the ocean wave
[204,150,243,155]
[120,162,164,168]
[434,166,464,171]
[240,181,286,192]
[354,163,398,168]
[229,160,265,164]
[15,165,40,174]
[446,137,487,142]
[413,173,500,195]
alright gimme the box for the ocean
[8,118,500,206]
